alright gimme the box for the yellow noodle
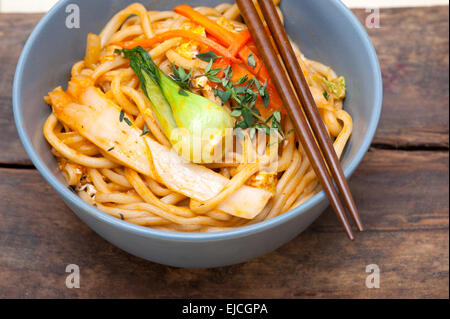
[44,114,118,169]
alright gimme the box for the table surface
[0,7,448,299]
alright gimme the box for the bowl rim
[13,0,382,242]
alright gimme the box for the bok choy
[120,47,234,163]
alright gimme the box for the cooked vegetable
[121,46,234,163]
[146,138,272,219]
[313,75,346,99]
[213,58,284,118]
[174,4,251,55]
[173,5,272,88]
[49,86,154,177]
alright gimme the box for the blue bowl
[13,0,382,267]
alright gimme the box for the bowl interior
[14,0,382,239]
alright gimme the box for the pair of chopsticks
[236,0,364,240]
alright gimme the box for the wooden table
[0,7,448,299]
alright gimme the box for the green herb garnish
[124,117,133,126]
[236,75,249,85]
[141,123,150,136]
[248,53,256,68]
[171,64,193,91]
[196,51,221,62]
[214,88,232,105]
[201,60,222,83]
[314,75,346,99]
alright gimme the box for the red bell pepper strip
[174,4,246,47]
[173,5,286,116]
[174,5,264,76]
[213,59,248,83]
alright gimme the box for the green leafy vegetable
[121,46,233,163]
[171,64,192,91]
[314,75,346,99]
[205,68,283,140]
[236,75,249,85]
[214,88,232,105]
[201,60,222,83]
[124,117,133,126]
[248,53,256,68]
[141,123,150,136]
[196,51,221,62]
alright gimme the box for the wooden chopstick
[258,0,364,232]
[236,0,355,240]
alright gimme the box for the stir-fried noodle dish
[43,1,353,232]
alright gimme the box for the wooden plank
[0,14,42,166]
[0,149,447,298]
[0,7,448,165]
[353,7,449,148]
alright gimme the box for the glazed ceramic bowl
[13,0,382,267]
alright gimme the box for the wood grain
[354,7,449,149]
[0,14,42,166]
[0,149,447,298]
[0,6,448,299]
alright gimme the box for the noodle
[43,1,353,232]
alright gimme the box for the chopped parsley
[123,117,133,126]
[236,74,249,85]
[214,88,232,105]
[171,64,193,91]
[141,123,150,136]
[196,51,221,63]
[201,60,222,83]
[210,69,285,139]
[247,53,256,69]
